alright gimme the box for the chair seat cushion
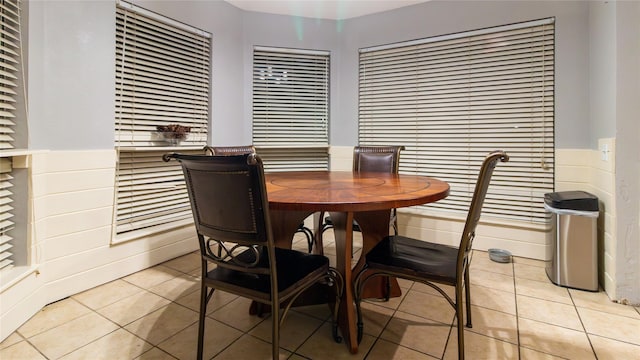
[366,235,459,285]
[205,247,329,303]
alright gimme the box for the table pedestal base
[258,209,402,354]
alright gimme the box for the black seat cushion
[205,247,329,302]
[366,235,459,285]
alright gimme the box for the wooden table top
[265,171,450,212]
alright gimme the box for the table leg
[330,210,402,353]
[327,211,357,353]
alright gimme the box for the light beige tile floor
[2,233,639,359]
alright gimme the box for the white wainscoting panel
[0,150,198,341]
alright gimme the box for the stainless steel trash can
[544,191,599,291]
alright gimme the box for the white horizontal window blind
[116,149,200,234]
[0,0,19,151]
[0,158,14,271]
[359,18,555,224]
[115,1,210,147]
[252,47,329,171]
[0,0,21,272]
[114,1,211,237]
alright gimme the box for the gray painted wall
[27,0,592,151]
[589,2,617,147]
[28,1,116,150]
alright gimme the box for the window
[252,47,329,171]
[359,18,554,224]
[114,1,210,240]
[0,0,23,274]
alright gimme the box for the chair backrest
[458,150,509,270]
[203,145,256,156]
[353,145,405,173]
[166,153,274,276]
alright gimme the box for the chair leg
[271,302,280,360]
[464,268,472,328]
[197,285,211,360]
[329,268,344,343]
[456,306,465,360]
[314,212,327,255]
[455,284,465,360]
[380,212,398,301]
[355,300,364,343]
[391,209,399,236]
[255,302,265,318]
[305,227,314,253]
[353,273,366,344]
[296,224,314,253]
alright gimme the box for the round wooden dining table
[264,171,449,353]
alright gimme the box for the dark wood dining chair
[203,145,316,253]
[353,150,509,360]
[164,152,343,360]
[316,145,405,253]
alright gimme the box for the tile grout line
[288,315,328,359]
[363,280,454,360]
[513,261,588,359]
[22,336,50,360]
[569,290,600,360]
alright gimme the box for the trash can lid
[544,191,599,211]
